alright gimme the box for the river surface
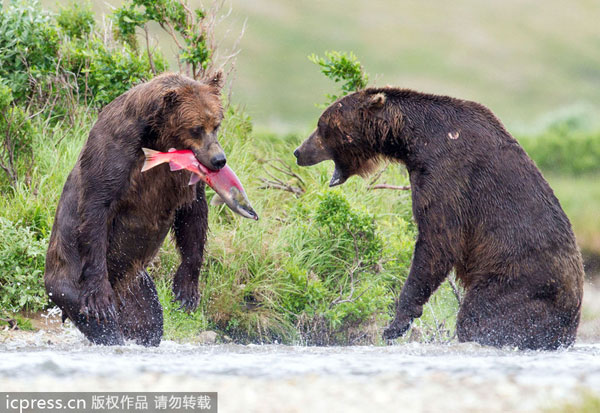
[1,326,600,413]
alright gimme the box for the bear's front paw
[382,315,413,341]
[173,275,199,313]
[79,278,118,323]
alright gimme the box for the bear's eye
[189,126,203,137]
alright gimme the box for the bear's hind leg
[456,280,578,350]
[114,270,163,347]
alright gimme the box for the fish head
[199,164,259,221]
[227,186,259,220]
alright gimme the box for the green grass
[546,174,600,256]
[547,393,600,413]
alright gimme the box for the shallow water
[2,333,600,384]
[1,327,600,412]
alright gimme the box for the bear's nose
[210,153,227,170]
[293,149,299,158]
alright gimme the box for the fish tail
[141,148,165,172]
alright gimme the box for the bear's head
[153,72,227,171]
[294,90,400,186]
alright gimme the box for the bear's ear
[367,92,386,110]
[205,71,223,92]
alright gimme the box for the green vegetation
[519,119,600,176]
[548,393,600,413]
[309,51,369,105]
[0,217,48,313]
[517,113,600,257]
[545,174,600,256]
[112,0,215,79]
[0,0,161,109]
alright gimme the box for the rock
[198,330,218,344]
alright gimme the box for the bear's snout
[294,131,331,166]
[293,146,312,166]
[210,153,227,170]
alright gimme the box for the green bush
[0,217,48,313]
[60,35,166,107]
[518,121,600,175]
[0,80,35,187]
[55,1,167,108]
[277,191,402,344]
[113,0,214,79]
[309,50,369,104]
[314,192,382,268]
[56,1,95,39]
[0,0,59,102]
[0,0,166,113]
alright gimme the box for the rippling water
[1,328,600,412]
[2,336,600,383]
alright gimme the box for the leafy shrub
[280,191,393,344]
[0,0,59,102]
[60,35,166,107]
[0,81,35,186]
[113,0,215,79]
[314,192,382,268]
[519,122,600,175]
[0,0,166,113]
[56,1,95,39]
[0,218,48,312]
[309,50,369,104]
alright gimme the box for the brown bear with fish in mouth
[44,73,227,346]
[294,88,584,350]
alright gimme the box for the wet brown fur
[44,73,225,346]
[295,88,584,350]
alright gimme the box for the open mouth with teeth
[328,164,348,187]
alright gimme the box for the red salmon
[142,148,258,220]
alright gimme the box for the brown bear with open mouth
[294,88,584,350]
[45,73,226,346]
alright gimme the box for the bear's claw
[175,297,198,313]
[173,287,199,313]
[382,318,413,341]
[79,279,118,323]
[173,268,200,313]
